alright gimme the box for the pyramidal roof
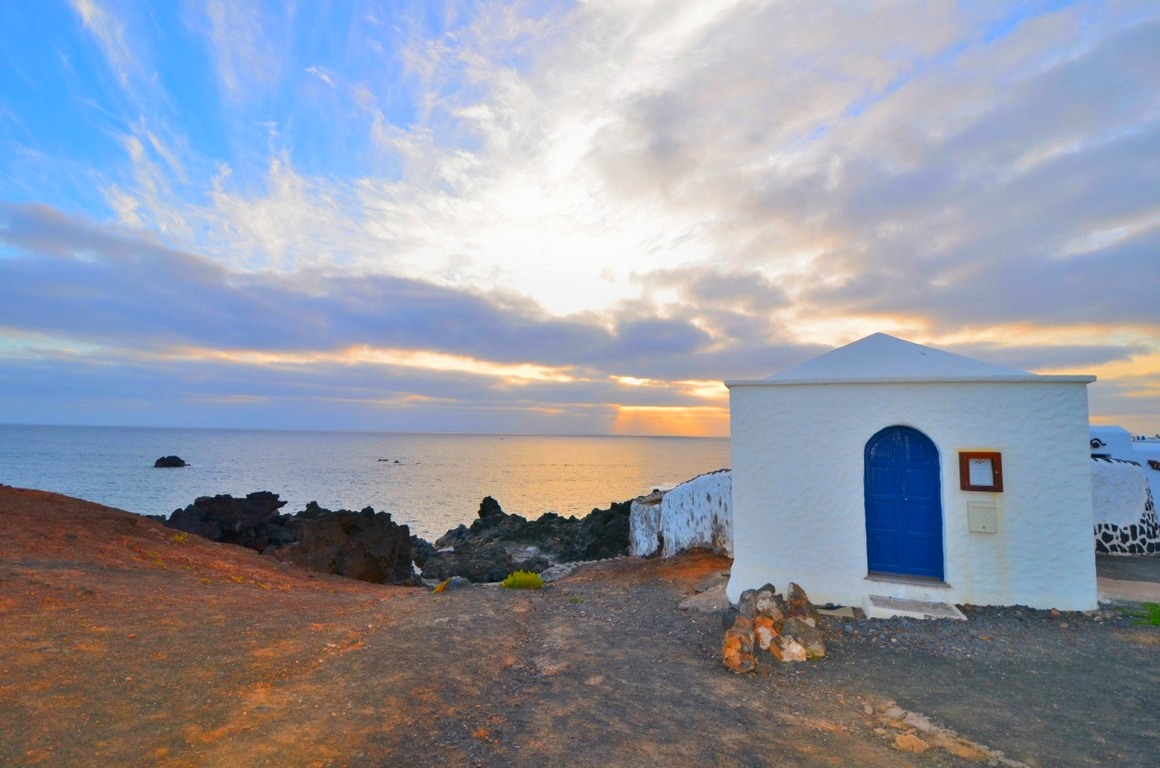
[765,333,1030,382]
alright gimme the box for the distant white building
[1090,425,1159,555]
[726,333,1098,613]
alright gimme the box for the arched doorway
[864,426,944,580]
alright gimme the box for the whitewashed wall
[726,380,1096,611]
[630,470,732,557]
[629,493,663,557]
[1092,459,1149,527]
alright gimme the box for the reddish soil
[2,485,1157,767]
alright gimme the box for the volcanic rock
[722,612,756,674]
[278,505,416,585]
[419,540,518,584]
[420,496,632,582]
[168,495,418,585]
[722,581,826,672]
[166,491,294,551]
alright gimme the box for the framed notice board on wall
[959,452,1003,492]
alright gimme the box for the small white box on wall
[967,501,999,533]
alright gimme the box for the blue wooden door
[864,426,944,579]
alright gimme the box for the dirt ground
[2,485,1158,767]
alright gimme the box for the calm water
[0,425,730,541]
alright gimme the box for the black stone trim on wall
[1093,456,1159,556]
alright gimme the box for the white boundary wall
[630,470,732,557]
[726,379,1097,611]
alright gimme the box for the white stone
[903,712,936,733]
[776,636,808,662]
[677,585,727,613]
[726,333,1098,612]
[864,595,967,621]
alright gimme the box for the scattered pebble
[822,604,1139,659]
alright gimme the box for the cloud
[201,0,287,102]
[0,202,813,381]
[5,1,1160,434]
[68,0,138,92]
[946,343,1150,373]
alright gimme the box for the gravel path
[1097,552,1160,584]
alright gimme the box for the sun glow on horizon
[610,405,729,437]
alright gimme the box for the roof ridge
[765,333,1030,382]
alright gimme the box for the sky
[0,0,1157,437]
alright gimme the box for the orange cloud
[611,405,729,437]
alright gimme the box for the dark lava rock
[410,535,437,569]
[420,496,632,582]
[277,504,417,585]
[167,489,632,587]
[479,495,505,518]
[153,455,187,468]
[166,491,295,551]
[420,540,517,583]
[168,495,419,586]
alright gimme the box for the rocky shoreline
[160,490,633,586]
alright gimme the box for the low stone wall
[630,469,732,558]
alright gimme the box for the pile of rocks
[722,582,825,673]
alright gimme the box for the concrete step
[864,594,966,620]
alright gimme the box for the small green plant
[1128,602,1160,626]
[501,570,544,590]
[170,531,189,544]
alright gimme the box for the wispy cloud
[201,0,287,102]
[68,0,137,92]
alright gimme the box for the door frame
[863,425,945,581]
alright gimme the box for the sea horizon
[0,421,725,439]
[0,424,732,542]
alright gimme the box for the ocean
[0,425,731,541]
